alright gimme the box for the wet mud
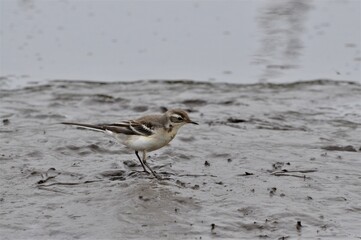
[0,79,360,239]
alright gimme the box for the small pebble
[211,223,215,230]
[269,187,277,196]
[192,184,200,190]
[204,161,210,167]
[176,180,186,187]
[3,119,10,125]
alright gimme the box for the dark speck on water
[227,117,247,123]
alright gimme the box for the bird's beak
[189,121,199,125]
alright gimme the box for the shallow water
[0,79,361,239]
[1,0,360,86]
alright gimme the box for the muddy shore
[1,79,360,239]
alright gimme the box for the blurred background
[0,0,360,88]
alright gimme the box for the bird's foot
[128,170,151,178]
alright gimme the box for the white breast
[122,128,178,152]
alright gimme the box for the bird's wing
[62,120,155,136]
[107,120,155,136]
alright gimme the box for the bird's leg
[135,151,149,173]
[142,151,161,179]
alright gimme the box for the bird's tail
[61,122,107,132]
[61,122,131,138]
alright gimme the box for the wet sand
[0,79,360,239]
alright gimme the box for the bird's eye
[170,115,184,123]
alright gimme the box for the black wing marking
[108,120,154,136]
[62,120,155,136]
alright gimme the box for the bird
[62,109,198,179]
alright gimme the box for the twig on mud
[271,173,311,179]
[37,175,57,184]
[270,169,317,179]
[178,174,217,178]
[37,186,72,194]
[271,169,317,175]
[38,180,103,187]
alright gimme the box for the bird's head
[165,109,198,127]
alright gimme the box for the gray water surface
[1,0,360,88]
